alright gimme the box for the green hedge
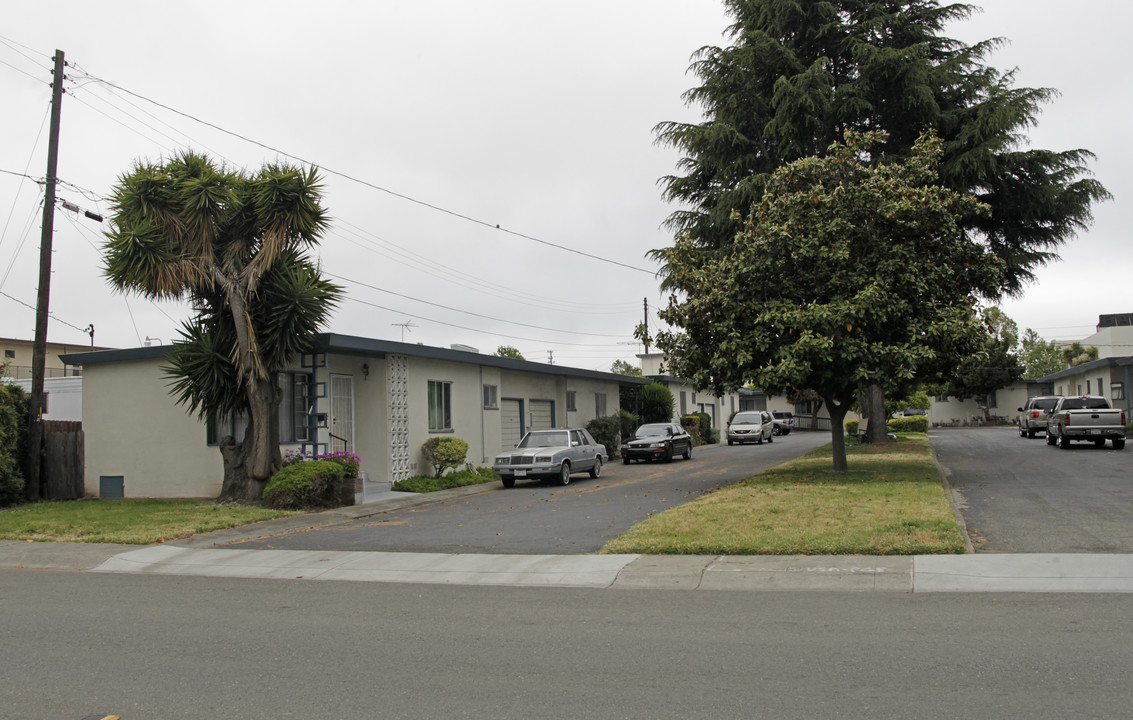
[392,467,496,493]
[262,460,345,509]
[845,416,929,435]
[0,382,28,507]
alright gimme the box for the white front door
[330,374,354,454]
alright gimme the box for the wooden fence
[43,421,84,500]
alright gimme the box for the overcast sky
[2,1,1128,372]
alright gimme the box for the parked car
[621,423,693,463]
[1017,395,1061,438]
[727,411,774,445]
[771,410,794,436]
[492,428,608,487]
[1045,396,1126,449]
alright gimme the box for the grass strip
[600,434,965,555]
[0,499,299,544]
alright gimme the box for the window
[679,391,687,416]
[1113,382,1126,401]
[1098,378,1104,398]
[277,372,312,442]
[566,390,577,412]
[934,394,948,403]
[429,380,452,431]
[40,392,49,415]
[3,349,13,359]
[595,393,607,417]
[1087,380,1091,394]
[483,384,498,410]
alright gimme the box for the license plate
[515,470,527,477]
[1088,429,1101,435]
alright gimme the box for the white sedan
[492,428,608,488]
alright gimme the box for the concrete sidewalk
[3,482,1132,592]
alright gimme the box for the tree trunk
[865,384,888,444]
[218,434,251,501]
[826,397,850,472]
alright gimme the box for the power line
[67,67,657,276]
[0,289,89,334]
[328,272,630,338]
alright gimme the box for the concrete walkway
[3,482,1132,592]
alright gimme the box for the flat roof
[61,332,651,386]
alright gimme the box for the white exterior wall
[9,376,83,421]
[1082,325,1133,360]
[82,356,222,498]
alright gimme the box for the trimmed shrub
[262,460,345,509]
[421,436,470,477]
[319,450,360,479]
[586,415,621,457]
[888,416,929,433]
[845,417,929,435]
[392,466,495,493]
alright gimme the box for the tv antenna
[392,320,418,342]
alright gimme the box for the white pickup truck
[1045,396,1126,450]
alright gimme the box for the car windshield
[1033,398,1060,410]
[517,431,569,448]
[732,412,762,424]
[635,424,671,438]
[773,412,792,419]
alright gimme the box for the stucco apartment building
[1036,313,1133,417]
[63,334,652,499]
[1,336,106,379]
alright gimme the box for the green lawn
[0,499,299,544]
[601,434,966,555]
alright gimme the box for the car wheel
[1018,424,1026,437]
[1046,432,1056,446]
[727,438,734,446]
[501,476,515,489]
[623,457,631,465]
[1114,437,1126,450]
[767,431,773,443]
[1058,432,1071,449]
[683,444,692,460]
[1094,438,1107,448]
[664,446,674,462]
[756,433,763,445]
[1027,428,1036,439]
[589,456,603,478]
[772,426,782,436]
[557,461,572,485]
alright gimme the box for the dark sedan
[621,423,694,463]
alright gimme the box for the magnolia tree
[658,131,1002,471]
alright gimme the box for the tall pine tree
[655,0,1107,293]
[654,0,1108,440]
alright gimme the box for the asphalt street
[223,431,831,554]
[930,427,1133,552]
[3,570,1131,719]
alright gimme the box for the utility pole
[26,49,65,499]
[643,298,650,353]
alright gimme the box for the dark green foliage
[104,152,342,497]
[659,132,995,471]
[609,359,643,377]
[392,467,495,493]
[586,415,622,457]
[262,460,345,509]
[420,437,470,478]
[889,416,930,433]
[845,417,929,435]
[639,383,675,424]
[493,345,525,360]
[616,409,640,447]
[654,0,1109,295]
[0,382,28,507]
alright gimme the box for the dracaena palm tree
[103,152,341,500]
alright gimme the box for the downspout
[479,365,486,464]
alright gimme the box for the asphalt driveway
[931,427,1133,552]
[227,431,830,554]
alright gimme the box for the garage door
[529,400,554,431]
[501,399,523,451]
